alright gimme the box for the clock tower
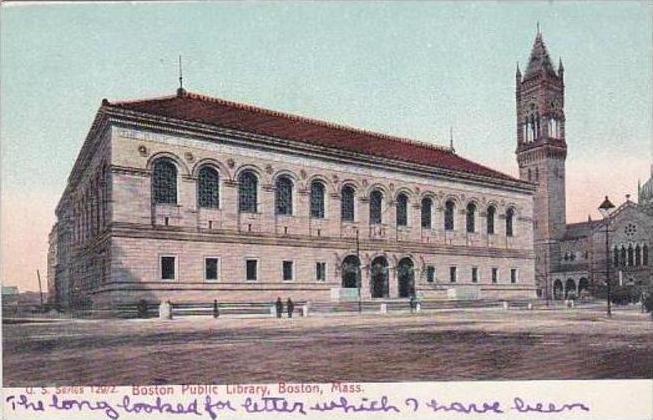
[515,30,567,296]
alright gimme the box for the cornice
[103,108,536,196]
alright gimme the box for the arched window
[620,246,627,266]
[486,206,496,234]
[465,203,476,233]
[644,245,649,266]
[310,181,325,219]
[421,197,432,229]
[341,185,355,222]
[275,176,293,215]
[444,200,455,231]
[238,171,258,213]
[197,166,220,208]
[369,190,383,225]
[396,193,408,227]
[613,246,619,267]
[627,245,634,266]
[152,158,177,204]
[506,208,515,237]
[635,245,641,266]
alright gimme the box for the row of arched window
[613,244,649,267]
[522,113,562,143]
[73,165,109,244]
[152,158,515,235]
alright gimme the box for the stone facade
[49,90,537,309]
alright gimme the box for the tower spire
[449,126,455,153]
[177,55,186,96]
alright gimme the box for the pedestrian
[213,299,219,318]
[275,297,283,318]
[287,298,294,318]
[410,294,416,314]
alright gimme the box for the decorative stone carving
[300,169,307,179]
[265,164,273,174]
[362,179,368,187]
[227,158,235,168]
[332,174,339,183]
[137,145,148,156]
[184,152,194,162]
[389,183,395,191]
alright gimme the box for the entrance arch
[397,257,415,298]
[553,279,563,300]
[565,278,576,298]
[341,255,361,288]
[578,278,589,296]
[370,256,389,298]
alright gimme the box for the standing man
[287,298,295,318]
[213,299,219,318]
[275,297,283,318]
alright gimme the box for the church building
[47,66,538,310]
[515,31,653,299]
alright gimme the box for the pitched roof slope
[524,33,558,79]
[107,90,523,183]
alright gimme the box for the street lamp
[598,196,616,317]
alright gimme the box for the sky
[1,2,651,291]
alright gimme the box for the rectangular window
[449,266,457,283]
[246,259,258,281]
[426,265,435,283]
[205,257,219,281]
[161,256,176,280]
[511,268,518,284]
[283,260,294,281]
[472,267,478,283]
[492,268,498,284]
[316,262,326,282]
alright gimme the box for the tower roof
[524,32,558,79]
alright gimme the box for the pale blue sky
[1,2,651,290]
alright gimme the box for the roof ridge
[182,91,453,154]
[110,93,179,105]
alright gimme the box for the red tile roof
[106,90,523,183]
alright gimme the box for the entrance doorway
[341,255,360,288]
[397,257,415,298]
[370,256,389,298]
[553,279,563,300]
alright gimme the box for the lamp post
[598,196,616,317]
